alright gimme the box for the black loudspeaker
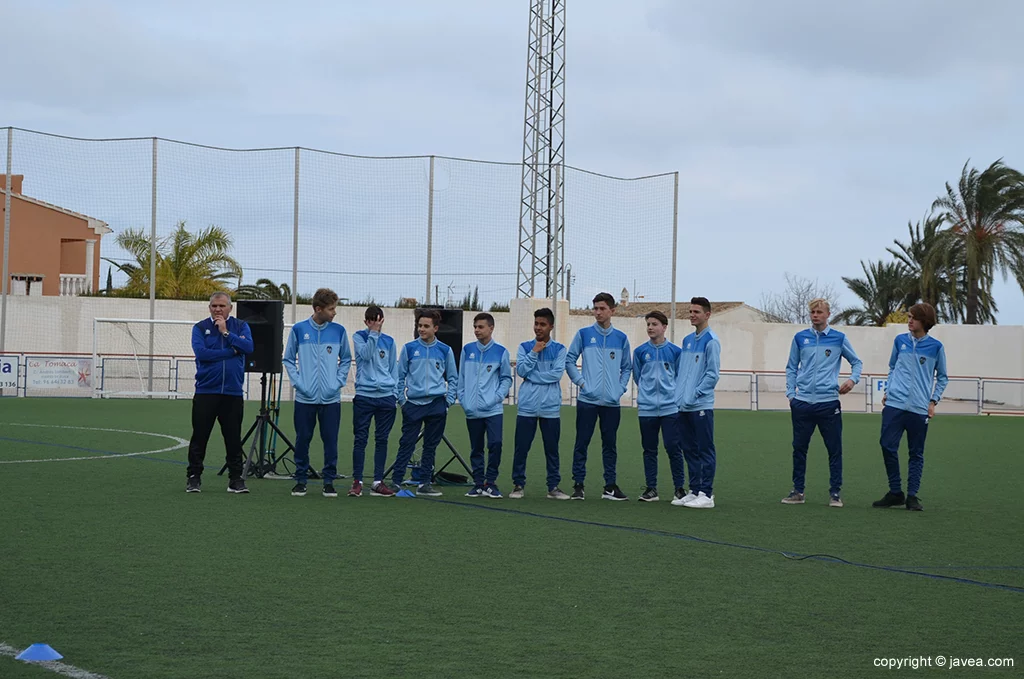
[235,299,284,374]
[414,307,464,370]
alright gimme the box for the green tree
[235,278,293,302]
[929,159,1024,324]
[834,260,909,327]
[104,221,242,299]
[459,286,482,311]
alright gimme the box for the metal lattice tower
[516,0,566,299]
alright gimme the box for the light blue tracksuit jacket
[283,318,352,405]
[458,340,513,419]
[565,323,631,407]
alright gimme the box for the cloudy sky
[3,0,1023,322]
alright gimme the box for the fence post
[292,147,300,324]
[550,163,561,340]
[670,171,679,343]
[1,127,12,355]
[147,137,158,394]
[426,155,435,304]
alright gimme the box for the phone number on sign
[874,656,1015,670]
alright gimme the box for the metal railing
[2,354,1021,416]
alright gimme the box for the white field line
[0,424,187,464]
[0,643,111,679]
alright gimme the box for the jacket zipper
[220,321,226,395]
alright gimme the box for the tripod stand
[219,373,296,479]
[382,430,473,484]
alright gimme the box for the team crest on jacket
[470,353,476,359]
[645,353,651,360]
[304,333,310,340]
[694,355,699,363]
[825,349,831,357]
[379,350,386,358]
[435,361,441,370]
[804,338,810,344]
[205,329,210,335]
[590,337,597,343]
[486,365,492,372]
[327,346,332,354]
[610,352,615,359]
[919,356,926,365]
[414,350,420,356]
[663,362,670,370]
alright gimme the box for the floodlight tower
[516,0,566,300]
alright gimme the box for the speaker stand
[381,430,473,484]
[218,373,296,478]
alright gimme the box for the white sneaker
[671,491,697,507]
[509,485,525,499]
[684,491,715,509]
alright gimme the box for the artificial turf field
[0,399,1021,678]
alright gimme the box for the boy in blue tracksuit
[458,312,513,498]
[282,288,352,498]
[391,308,459,497]
[510,308,570,500]
[873,303,948,512]
[632,310,686,503]
[186,292,254,494]
[565,292,632,501]
[675,297,722,509]
[781,298,863,508]
[349,305,400,498]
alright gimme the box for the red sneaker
[348,480,363,497]
[369,481,396,497]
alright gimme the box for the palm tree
[104,221,242,299]
[235,278,294,302]
[929,159,1024,324]
[888,214,1000,324]
[888,213,952,316]
[834,260,909,327]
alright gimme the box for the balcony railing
[59,274,89,296]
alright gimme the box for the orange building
[0,175,111,296]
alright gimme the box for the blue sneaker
[465,485,485,498]
[483,484,503,499]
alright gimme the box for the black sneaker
[906,495,923,511]
[186,476,201,493]
[638,487,659,502]
[570,483,585,501]
[872,491,906,508]
[227,478,249,494]
[601,484,629,501]
[291,483,307,497]
[322,484,338,498]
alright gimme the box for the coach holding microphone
[185,292,254,494]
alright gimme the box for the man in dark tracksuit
[186,292,254,494]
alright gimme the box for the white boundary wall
[0,295,1021,378]
[1,296,1022,409]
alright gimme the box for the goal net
[92,318,197,398]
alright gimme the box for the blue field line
[4,437,1023,589]
[423,498,1024,595]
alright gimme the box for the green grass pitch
[0,399,1021,678]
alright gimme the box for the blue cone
[396,489,416,497]
[16,643,63,662]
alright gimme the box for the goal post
[92,317,196,399]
